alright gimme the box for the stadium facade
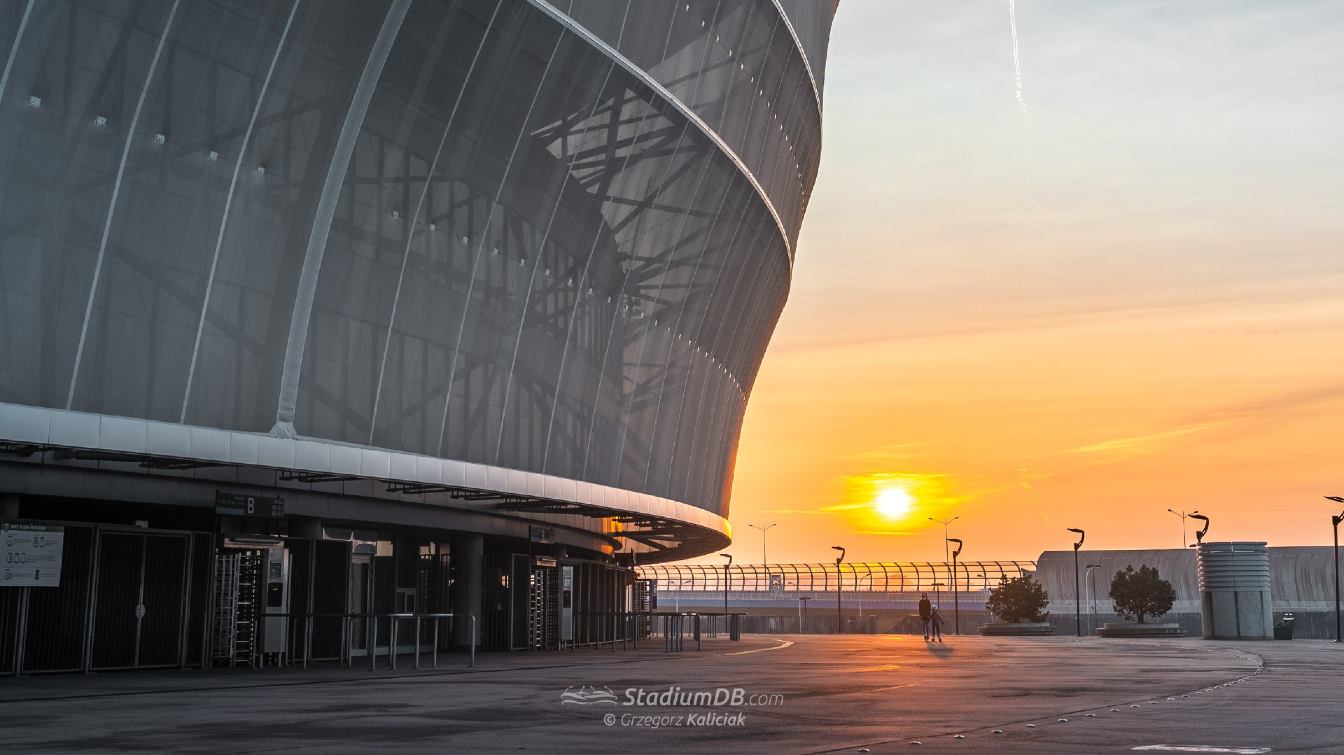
[0,0,836,671]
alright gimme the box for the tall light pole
[1084,564,1101,636]
[1327,496,1344,643]
[1068,528,1086,637]
[947,538,963,634]
[720,553,732,616]
[929,516,959,563]
[1189,514,1210,545]
[1167,508,1200,549]
[749,523,777,565]
[832,546,845,634]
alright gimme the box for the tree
[985,574,1050,624]
[1109,565,1175,624]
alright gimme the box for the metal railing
[209,612,475,670]
[568,611,744,653]
[638,561,1037,594]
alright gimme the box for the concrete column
[451,533,483,650]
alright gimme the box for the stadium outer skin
[0,0,837,563]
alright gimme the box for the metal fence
[209,611,476,671]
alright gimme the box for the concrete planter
[978,622,1054,636]
[1097,622,1183,638]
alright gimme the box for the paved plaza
[2,634,1341,752]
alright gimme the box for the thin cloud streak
[1008,0,1030,124]
[1071,423,1217,456]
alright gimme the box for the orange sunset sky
[710,1,1344,565]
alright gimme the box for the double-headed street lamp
[832,545,846,634]
[947,538,963,634]
[1167,508,1200,549]
[748,523,777,565]
[1068,528,1086,637]
[1327,496,1344,643]
[930,516,959,563]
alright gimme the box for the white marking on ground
[726,640,794,656]
[1134,741,1268,746]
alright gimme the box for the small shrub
[1109,565,1175,624]
[986,574,1050,624]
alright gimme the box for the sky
[714,0,1344,565]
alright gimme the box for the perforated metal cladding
[0,0,834,518]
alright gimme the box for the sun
[875,486,914,519]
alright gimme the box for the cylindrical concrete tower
[1196,541,1273,639]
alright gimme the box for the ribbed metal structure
[1195,541,1273,639]
[1196,542,1272,592]
[0,0,836,557]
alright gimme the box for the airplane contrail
[1008,0,1030,125]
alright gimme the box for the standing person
[930,605,944,643]
[918,593,932,640]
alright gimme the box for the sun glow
[875,486,914,519]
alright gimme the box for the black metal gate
[310,540,350,660]
[89,529,191,670]
[0,524,96,674]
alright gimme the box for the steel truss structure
[638,561,1039,594]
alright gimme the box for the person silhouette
[918,593,932,640]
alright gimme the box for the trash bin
[1273,613,1295,640]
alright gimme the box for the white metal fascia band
[767,0,824,118]
[525,0,794,269]
[0,401,732,546]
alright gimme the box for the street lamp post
[749,523,777,565]
[1068,528,1086,637]
[947,538,964,635]
[832,546,846,634]
[1189,514,1210,545]
[856,574,873,618]
[929,516,959,563]
[1166,508,1200,549]
[720,553,732,617]
[1084,564,1102,636]
[1327,496,1344,643]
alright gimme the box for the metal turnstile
[528,565,559,651]
[211,546,288,667]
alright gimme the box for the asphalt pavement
[1,634,1341,752]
